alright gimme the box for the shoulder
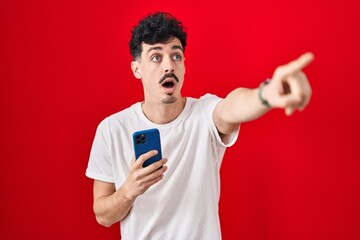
[192,93,223,112]
[96,102,141,132]
[194,93,222,102]
[183,94,223,124]
[107,102,140,123]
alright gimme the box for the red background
[1,0,359,239]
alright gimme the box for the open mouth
[161,79,176,90]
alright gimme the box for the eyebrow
[172,45,183,52]
[146,44,184,54]
[147,46,162,54]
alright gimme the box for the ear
[131,60,142,79]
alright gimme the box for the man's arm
[213,52,314,135]
[93,150,168,227]
[93,180,133,227]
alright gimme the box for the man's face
[131,37,185,105]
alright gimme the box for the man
[86,12,313,239]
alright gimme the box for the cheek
[141,70,161,87]
[177,64,186,77]
[142,65,161,77]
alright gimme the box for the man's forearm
[93,155,168,227]
[221,87,269,118]
[214,87,271,135]
[225,87,270,122]
[94,184,135,227]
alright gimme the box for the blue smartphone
[132,128,162,168]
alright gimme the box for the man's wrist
[118,184,137,202]
[258,79,271,108]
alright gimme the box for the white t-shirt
[86,94,239,240]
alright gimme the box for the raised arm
[213,52,314,135]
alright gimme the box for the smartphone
[132,128,162,168]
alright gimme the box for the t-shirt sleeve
[85,118,114,183]
[199,93,240,147]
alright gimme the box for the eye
[151,55,161,62]
[173,54,182,61]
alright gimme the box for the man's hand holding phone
[122,150,168,200]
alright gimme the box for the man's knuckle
[135,180,143,188]
[138,155,145,162]
[133,172,141,180]
[275,66,284,74]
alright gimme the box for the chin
[162,95,177,104]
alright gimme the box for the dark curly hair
[129,12,187,60]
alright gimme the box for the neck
[141,97,186,124]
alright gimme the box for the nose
[163,56,174,73]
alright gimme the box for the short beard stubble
[162,94,177,104]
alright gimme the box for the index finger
[284,52,315,75]
[135,150,159,167]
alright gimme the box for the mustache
[159,73,179,84]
